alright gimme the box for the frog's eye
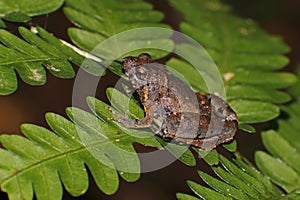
[138,53,152,64]
[136,67,149,80]
[137,67,146,74]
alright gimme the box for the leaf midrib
[0,131,138,185]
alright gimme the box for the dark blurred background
[0,0,299,199]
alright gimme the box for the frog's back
[164,67,200,114]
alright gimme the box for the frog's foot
[109,107,153,128]
[108,107,130,123]
[107,107,125,120]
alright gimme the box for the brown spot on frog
[113,53,238,151]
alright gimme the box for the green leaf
[67,28,105,52]
[261,130,300,174]
[176,193,201,200]
[0,0,64,24]
[0,26,105,95]
[166,58,207,93]
[168,0,296,128]
[187,180,233,200]
[254,94,300,193]
[228,70,297,89]
[226,85,292,104]
[0,94,200,199]
[86,96,162,149]
[255,151,300,193]
[0,19,6,28]
[160,139,196,167]
[238,124,256,133]
[233,157,281,195]
[63,0,174,63]
[219,155,267,194]
[0,27,70,94]
[0,116,119,199]
[196,149,219,166]
[65,107,141,182]
[34,26,105,76]
[254,100,300,194]
[212,167,260,199]
[222,140,237,152]
[3,12,30,22]
[1,85,222,198]
[0,66,18,95]
[106,87,144,119]
[178,153,289,200]
[228,100,280,124]
[277,120,300,152]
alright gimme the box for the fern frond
[63,0,174,60]
[0,114,120,200]
[0,0,64,26]
[0,26,103,95]
[254,68,300,193]
[176,154,300,200]
[168,0,297,127]
[255,100,300,193]
[179,107,300,200]
[0,87,198,199]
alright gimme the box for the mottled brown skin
[114,53,238,151]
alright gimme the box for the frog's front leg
[112,103,155,128]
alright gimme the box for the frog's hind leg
[111,105,155,128]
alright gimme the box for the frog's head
[122,53,154,89]
[122,53,152,74]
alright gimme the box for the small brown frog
[113,53,238,151]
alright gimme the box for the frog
[112,53,238,151]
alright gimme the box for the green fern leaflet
[255,101,300,193]
[0,0,64,27]
[0,88,199,200]
[176,155,300,200]
[63,0,174,62]
[255,68,300,193]
[0,26,103,95]
[168,0,297,130]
